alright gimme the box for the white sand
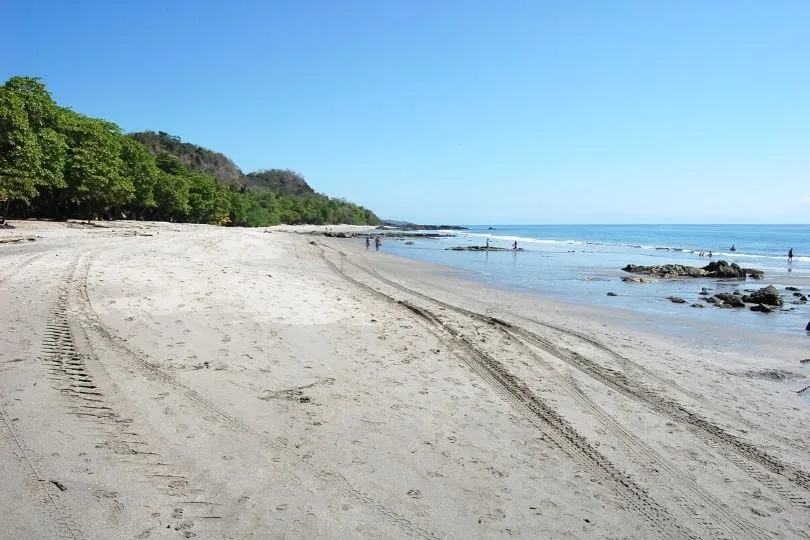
[1,220,809,539]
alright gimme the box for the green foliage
[0,86,42,203]
[61,110,130,216]
[244,169,315,196]
[0,75,381,226]
[120,136,160,213]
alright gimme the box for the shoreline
[2,220,809,538]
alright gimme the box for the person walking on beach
[788,248,794,263]
[365,237,370,250]
[374,236,381,251]
[485,238,490,249]
[512,241,518,251]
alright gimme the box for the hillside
[245,170,315,196]
[129,131,244,185]
[129,131,315,196]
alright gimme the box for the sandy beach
[1,220,809,539]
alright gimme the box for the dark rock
[667,296,687,304]
[703,260,745,278]
[746,285,783,307]
[606,292,617,297]
[786,286,800,291]
[621,276,655,283]
[714,292,745,307]
[793,292,804,297]
[690,303,705,308]
[404,241,414,245]
[806,321,810,331]
[750,304,773,313]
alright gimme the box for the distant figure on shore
[698,251,704,257]
[730,244,736,252]
[512,241,518,251]
[365,237,370,250]
[375,236,381,251]
[485,238,490,249]
[708,251,713,258]
[788,248,793,263]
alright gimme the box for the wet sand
[1,220,809,539]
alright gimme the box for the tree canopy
[0,76,380,226]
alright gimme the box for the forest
[0,76,380,226]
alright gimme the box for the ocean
[381,224,810,336]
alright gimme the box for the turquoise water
[381,224,810,336]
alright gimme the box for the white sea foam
[448,231,809,262]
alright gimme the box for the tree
[120,137,160,219]
[61,111,129,219]
[0,87,42,213]
[2,77,67,194]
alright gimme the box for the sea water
[381,224,810,336]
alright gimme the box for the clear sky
[3,1,809,224]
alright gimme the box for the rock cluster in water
[683,285,805,313]
[446,245,524,252]
[622,260,764,280]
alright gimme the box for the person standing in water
[365,237,371,250]
[485,238,490,249]
[788,248,794,263]
[512,241,518,251]
[375,236,381,251]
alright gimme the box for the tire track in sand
[335,246,810,510]
[0,401,84,540]
[0,252,49,289]
[41,254,223,537]
[70,250,439,540]
[317,245,694,540]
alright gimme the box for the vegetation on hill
[129,131,244,185]
[0,76,380,226]
[129,131,316,196]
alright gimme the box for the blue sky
[3,1,809,223]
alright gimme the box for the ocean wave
[456,231,808,262]
[458,232,587,246]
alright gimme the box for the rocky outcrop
[741,285,783,307]
[621,276,656,283]
[750,304,774,313]
[622,260,764,279]
[447,246,523,252]
[667,296,687,304]
[606,292,617,296]
[713,292,746,307]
